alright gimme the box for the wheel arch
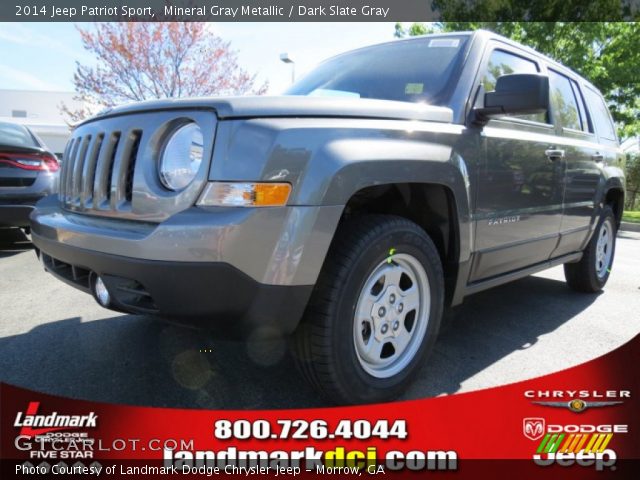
[604,187,624,229]
[292,134,475,305]
[337,182,464,307]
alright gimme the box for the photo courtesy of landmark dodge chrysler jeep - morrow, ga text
[30,31,625,404]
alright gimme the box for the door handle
[545,148,565,160]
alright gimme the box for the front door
[470,46,564,282]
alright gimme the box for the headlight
[159,123,204,190]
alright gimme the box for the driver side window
[482,49,547,124]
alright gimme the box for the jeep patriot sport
[31,31,625,404]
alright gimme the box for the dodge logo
[523,418,545,441]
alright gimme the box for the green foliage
[622,210,640,223]
[394,22,640,138]
[430,0,637,22]
[625,152,640,210]
[394,22,438,38]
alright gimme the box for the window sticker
[428,38,460,48]
[405,83,424,95]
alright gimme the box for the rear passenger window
[548,70,581,131]
[570,80,591,133]
[482,49,546,124]
[584,87,617,140]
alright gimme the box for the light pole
[280,53,295,84]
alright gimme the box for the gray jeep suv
[30,31,625,404]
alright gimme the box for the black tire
[564,205,617,293]
[291,214,444,405]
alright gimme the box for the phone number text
[214,419,407,440]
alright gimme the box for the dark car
[0,121,60,229]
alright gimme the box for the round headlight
[159,123,204,191]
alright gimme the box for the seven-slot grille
[60,129,141,212]
[57,109,216,222]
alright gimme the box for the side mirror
[473,73,549,124]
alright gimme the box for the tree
[625,152,640,210]
[394,22,640,138]
[428,0,636,23]
[63,23,267,122]
[394,22,438,38]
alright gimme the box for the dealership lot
[1,228,639,409]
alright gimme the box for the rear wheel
[564,206,617,293]
[291,215,444,404]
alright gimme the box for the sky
[0,22,398,95]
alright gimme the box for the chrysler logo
[532,400,623,413]
[523,417,545,441]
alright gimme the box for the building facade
[0,89,83,157]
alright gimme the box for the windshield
[286,35,469,105]
[0,122,40,148]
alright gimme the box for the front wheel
[564,205,617,293]
[291,215,444,404]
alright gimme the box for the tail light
[0,153,60,172]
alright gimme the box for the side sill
[464,252,582,297]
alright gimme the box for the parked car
[30,30,625,404]
[0,121,59,229]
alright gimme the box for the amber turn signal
[197,182,292,207]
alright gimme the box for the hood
[81,96,453,125]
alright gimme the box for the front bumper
[34,234,312,337]
[30,195,342,336]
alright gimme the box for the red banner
[2,335,639,478]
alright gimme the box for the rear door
[470,45,564,282]
[546,69,602,256]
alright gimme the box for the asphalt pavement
[1,227,639,409]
